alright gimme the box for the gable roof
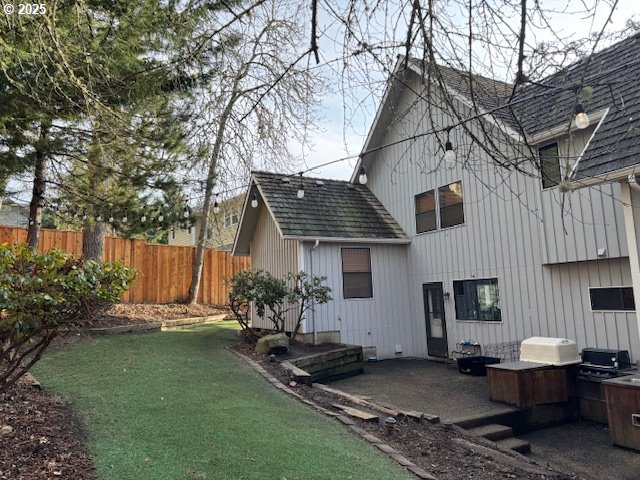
[233,171,409,255]
[354,34,640,187]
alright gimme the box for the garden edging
[227,346,438,480]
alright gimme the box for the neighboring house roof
[233,171,409,255]
[355,33,640,187]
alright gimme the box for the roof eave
[283,235,411,245]
[568,165,640,190]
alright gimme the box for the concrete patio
[329,358,640,480]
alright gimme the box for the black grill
[578,348,632,380]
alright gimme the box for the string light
[213,196,220,214]
[297,174,305,199]
[183,206,189,219]
[575,103,590,129]
[96,215,102,222]
[141,214,147,223]
[122,215,128,223]
[158,213,164,222]
[358,165,368,185]
[108,216,114,223]
[444,127,456,164]
[251,193,258,208]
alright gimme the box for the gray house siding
[249,203,300,331]
[301,241,415,359]
[364,70,639,360]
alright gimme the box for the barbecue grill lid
[581,348,630,369]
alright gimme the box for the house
[0,200,28,227]
[234,33,640,361]
[169,194,244,250]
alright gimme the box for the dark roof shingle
[253,171,407,240]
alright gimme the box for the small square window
[540,143,561,189]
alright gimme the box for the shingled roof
[252,171,408,241]
[406,34,640,183]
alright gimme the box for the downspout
[310,239,320,344]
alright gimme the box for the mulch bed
[230,338,579,480]
[0,384,95,480]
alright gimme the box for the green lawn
[34,322,413,480]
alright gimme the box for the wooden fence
[0,227,250,305]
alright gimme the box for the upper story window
[439,182,464,228]
[224,211,240,228]
[341,247,373,299]
[415,190,436,233]
[415,181,464,233]
[454,278,501,322]
[539,142,561,189]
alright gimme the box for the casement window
[540,143,561,189]
[341,247,373,299]
[439,182,464,228]
[453,278,501,321]
[590,287,635,311]
[415,181,464,233]
[415,190,437,233]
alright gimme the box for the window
[439,182,464,228]
[454,278,501,321]
[342,248,373,299]
[540,143,561,189]
[415,190,436,233]
[415,181,464,233]
[590,287,635,311]
[224,211,239,228]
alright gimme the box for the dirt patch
[230,341,579,480]
[0,383,95,480]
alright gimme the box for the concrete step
[495,437,531,454]
[466,423,513,441]
[453,409,521,430]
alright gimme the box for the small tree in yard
[0,244,136,393]
[228,269,331,336]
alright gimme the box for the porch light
[251,193,258,208]
[297,174,305,199]
[358,165,368,185]
[213,198,220,214]
[575,103,590,129]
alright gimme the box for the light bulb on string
[444,127,456,164]
[183,206,190,219]
[96,215,102,222]
[158,214,164,222]
[213,197,220,214]
[82,213,88,221]
[141,214,147,223]
[122,215,128,223]
[297,174,305,199]
[251,193,258,208]
[575,103,590,129]
[358,165,368,185]
[108,216,114,223]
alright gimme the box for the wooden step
[332,404,379,422]
[466,423,513,441]
[495,437,531,454]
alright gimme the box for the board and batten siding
[250,203,300,331]
[538,129,627,264]
[301,241,415,360]
[363,69,639,360]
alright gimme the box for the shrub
[228,269,332,336]
[0,244,137,393]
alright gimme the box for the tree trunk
[188,96,238,304]
[26,124,49,249]
[82,220,106,261]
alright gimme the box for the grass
[34,322,414,480]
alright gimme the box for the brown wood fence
[0,226,250,305]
